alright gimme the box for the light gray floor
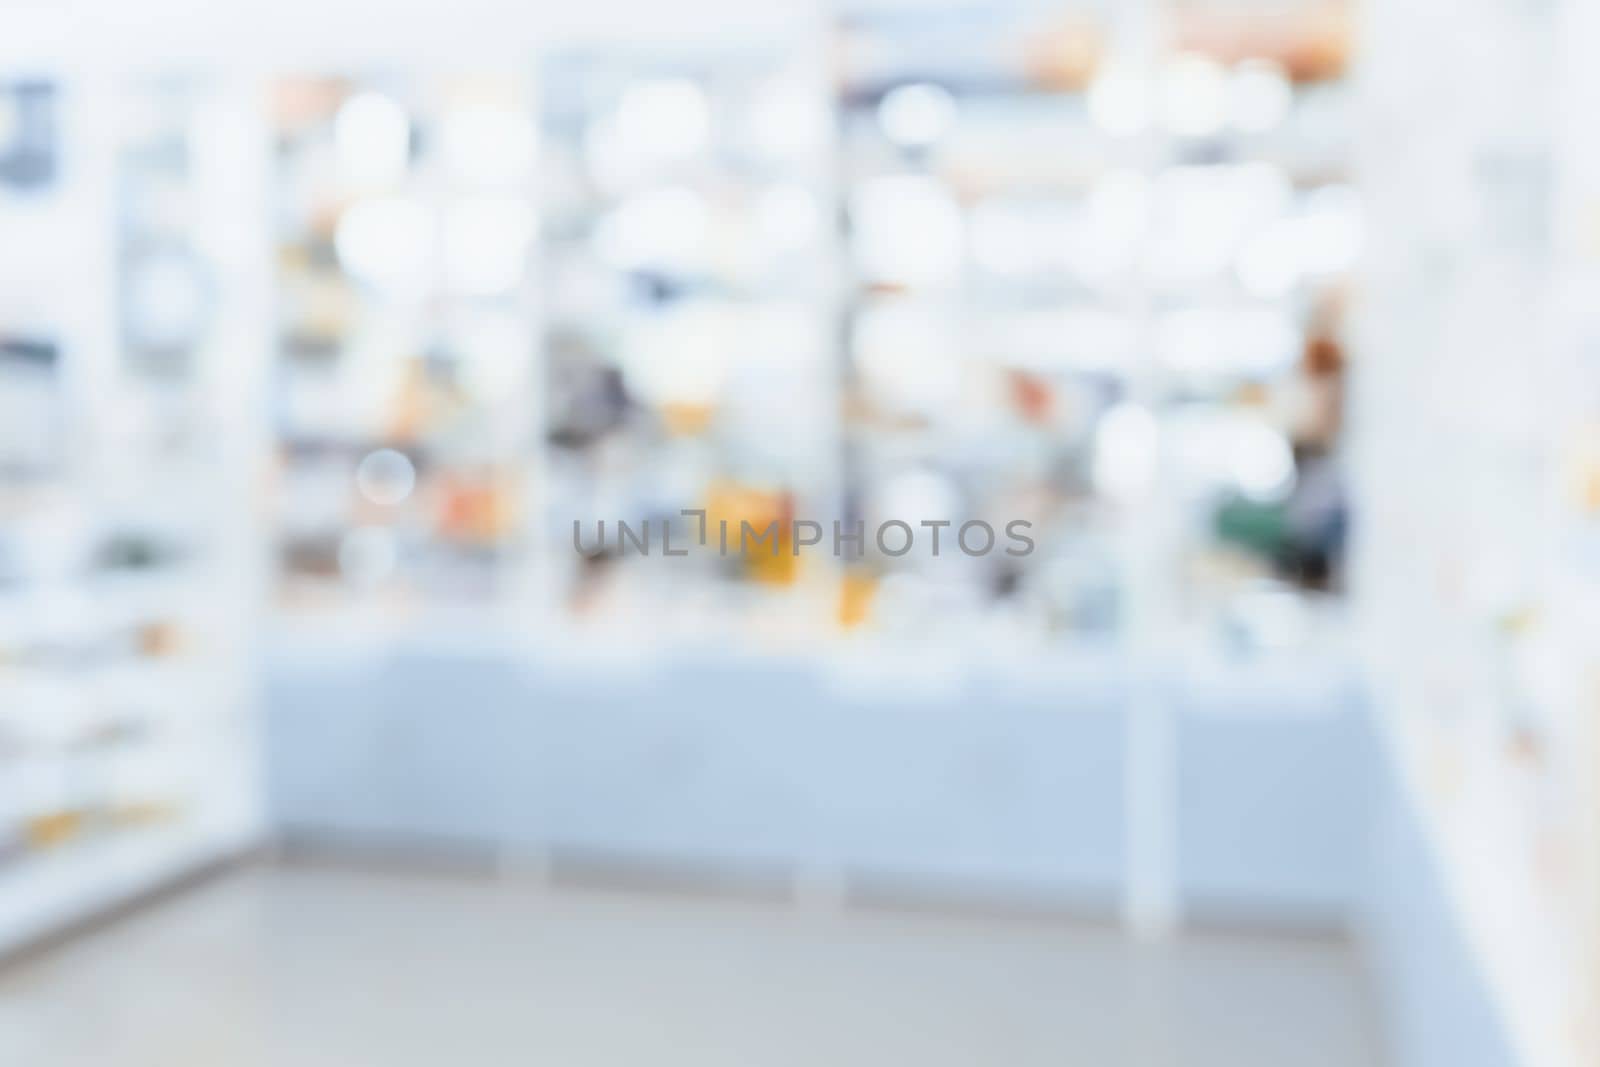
[0,865,1382,1067]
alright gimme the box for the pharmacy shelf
[0,816,256,956]
[0,73,268,957]
[1356,0,1600,1062]
[1379,712,1585,1067]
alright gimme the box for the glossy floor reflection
[0,864,1383,1066]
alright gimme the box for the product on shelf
[0,80,56,191]
[117,80,215,379]
[0,336,65,485]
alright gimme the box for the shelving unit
[831,1,1356,660]
[1152,6,1356,657]
[823,0,1359,935]
[836,4,1127,649]
[0,74,264,955]
[1357,0,1600,1061]
[238,6,1357,665]
[246,7,1369,939]
[269,72,540,624]
[535,38,837,642]
[0,0,1377,962]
